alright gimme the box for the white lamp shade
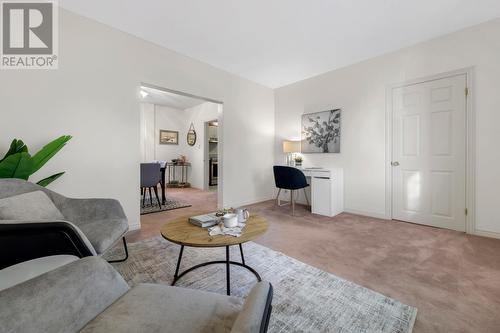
[283,140,301,153]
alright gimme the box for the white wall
[0,9,275,230]
[275,18,500,236]
[140,103,155,162]
[140,103,188,163]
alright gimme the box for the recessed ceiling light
[140,90,149,98]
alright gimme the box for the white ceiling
[61,0,500,88]
[140,86,205,110]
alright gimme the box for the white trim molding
[385,67,478,235]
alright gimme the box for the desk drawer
[311,170,331,178]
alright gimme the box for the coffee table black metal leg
[172,245,184,285]
[239,243,246,265]
[226,246,230,295]
[170,244,261,295]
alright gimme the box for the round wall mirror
[187,123,196,146]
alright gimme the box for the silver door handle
[391,161,400,166]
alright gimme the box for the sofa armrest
[231,282,273,333]
[0,256,130,333]
[59,198,127,224]
[0,220,96,269]
[0,255,78,291]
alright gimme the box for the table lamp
[282,140,301,166]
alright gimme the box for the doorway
[389,73,469,232]
[204,120,219,192]
[138,83,223,216]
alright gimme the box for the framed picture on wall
[301,109,341,153]
[159,130,179,145]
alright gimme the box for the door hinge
[465,87,469,97]
[465,208,468,216]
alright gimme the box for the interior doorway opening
[138,83,223,220]
[205,120,219,192]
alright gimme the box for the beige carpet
[106,237,417,333]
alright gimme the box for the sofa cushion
[0,257,129,333]
[80,283,244,333]
[0,255,78,291]
[0,190,64,220]
[78,218,129,254]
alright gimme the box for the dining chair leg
[275,188,282,206]
[148,187,153,206]
[153,186,162,209]
[291,190,295,215]
[142,187,146,207]
[304,188,310,206]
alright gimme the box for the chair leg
[153,186,162,209]
[291,190,295,215]
[275,188,282,206]
[304,188,310,206]
[108,237,129,263]
[142,188,146,207]
[148,187,153,206]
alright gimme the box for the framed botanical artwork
[159,130,179,145]
[301,109,341,153]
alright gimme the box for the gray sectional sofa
[0,255,273,333]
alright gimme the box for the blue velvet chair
[273,165,310,215]
[140,163,162,209]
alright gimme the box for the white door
[392,74,467,231]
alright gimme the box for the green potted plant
[0,135,72,187]
[294,155,303,167]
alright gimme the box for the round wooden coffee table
[161,214,268,295]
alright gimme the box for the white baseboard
[471,228,500,240]
[343,208,390,220]
[227,196,274,209]
[128,221,141,231]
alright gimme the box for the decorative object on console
[302,109,341,153]
[187,122,197,146]
[159,129,178,145]
[282,140,300,166]
[0,135,72,187]
[294,155,303,167]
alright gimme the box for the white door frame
[385,67,476,234]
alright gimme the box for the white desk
[301,167,343,217]
[278,167,344,217]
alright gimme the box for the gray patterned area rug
[140,197,191,215]
[106,237,417,333]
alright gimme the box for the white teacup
[223,213,238,228]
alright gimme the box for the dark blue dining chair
[273,165,310,215]
[140,163,162,208]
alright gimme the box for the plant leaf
[0,139,28,163]
[36,172,65,187]
[0,152,33,179]
[31,135,72,174]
